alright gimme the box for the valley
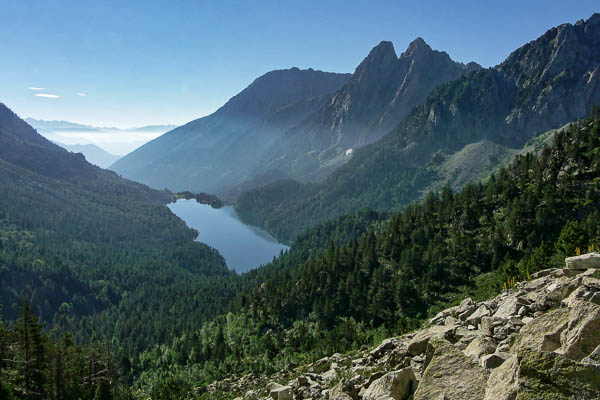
[1,6,600,400]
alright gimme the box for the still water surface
[168,199,289,273]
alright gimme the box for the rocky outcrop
[485,350,600,400]
[209,255,600,399]
[565,252,600,269]
[414,337,489,400]
[361,369,415,400]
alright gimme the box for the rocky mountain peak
[403,37,433,57]
[354,41,398,77]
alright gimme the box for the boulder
[465,305,491,325]
[557,300,600,360]
[565,252,600,269]
[369,337,396,358]
[414,338,489,400]
[407,325,456,356]
[330,379,358,400]
[363,371,385,389]
[268,384,292,400]
[510,308,569,353]
[485,350,600,400]
[361,369,416,400]
[480,353,506,369]
[320,369,338,386]
[493,295,529,319]
[463,336,496,360]
[544,277,582,303]
[480,316,495,336]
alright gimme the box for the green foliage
[138,114,600,397]
[0,105,238,379]
[0,302,126,399]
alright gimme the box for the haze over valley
[2,2,600,399]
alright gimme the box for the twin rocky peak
[111,37,480,194]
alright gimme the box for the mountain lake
[168,199,289,273]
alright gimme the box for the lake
[168,199,289,273]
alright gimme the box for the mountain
[236,13,600,241]
[25,118,177,155]
[53,141,121,168]
[111,68,352,193]
[0,102,238,356]
[25,118,177,133]
[25,118,102,131]
[136,110,600,397]
[256,38,481,182]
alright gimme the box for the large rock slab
[510,308,569,353]
[483,354,519,400]
[558,300,600,360]
[361,369,416,400]
[414,338,489,400]
[565,252,600,269]
[485,350,600,400]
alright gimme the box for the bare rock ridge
[206,253,600,399]
[257,38,481,182]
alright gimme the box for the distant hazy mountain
[25,118,177,155]
[236,13,600,240]
[256,38,481,182]
[25,118,176,133]
[53,141,121,168]
[111,68,352,192]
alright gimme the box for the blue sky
[1,1,598,127]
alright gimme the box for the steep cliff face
[258,38,480,181]
[207,255,600,399]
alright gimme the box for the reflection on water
[168,199,289,273]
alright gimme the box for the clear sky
[1,1,598,127]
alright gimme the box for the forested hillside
[0,303,135,399]
[236,13,600,241]
[133,109,600,397]
[0,103,239,369]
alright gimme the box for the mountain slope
[137,109,600,396]
[257,38,481,182]
[111,68,351,193]
[237,13,600,240]
[0,103,237,356]
[53,141,121,168]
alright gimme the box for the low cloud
[35,93,60,99]
[76,93,87,97]
[29,87,45,91]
